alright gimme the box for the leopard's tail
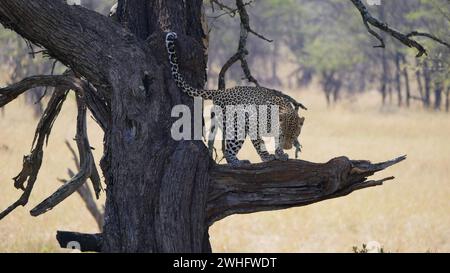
[165,32,214,100]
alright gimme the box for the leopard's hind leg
[223,113,250,167]
[224,139,249,166]
[251,138,276,162]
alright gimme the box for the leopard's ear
[300,117,305,124]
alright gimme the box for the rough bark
[207,156,405,225]
[100,0,211,253]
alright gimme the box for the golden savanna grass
[1,86,449,252]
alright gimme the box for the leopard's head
[280,113,305,150]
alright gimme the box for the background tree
[207,0,449,109]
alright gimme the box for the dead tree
[0,0,447,252]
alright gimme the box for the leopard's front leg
[251,138,276,162]
[274,134,289,161]
[275,147,289,161]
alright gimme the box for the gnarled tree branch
[207,155,406,224]
[0,86,69,220]
[349,0,450,57]
[0,0,138,89]
[30,92,101,216]
[0,74,80,107]
[0,71,103,220]
[217,0,271,89]
[406,31,450,48]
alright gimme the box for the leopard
[165,32,306,166]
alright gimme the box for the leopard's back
[212,86,290,109]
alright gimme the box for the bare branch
[406,31,450,48]
[30,93,102,216]
[349,0,449,57]
[0,75,82,108]
[207,155,406,225]
[210,0,237,15]
[0,0,138,88]
[0,60,108,222]
[218,0,272,89]
[0,70,109,131]
[0,87,69,220]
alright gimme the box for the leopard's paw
[228,159,251,167]
[261,154,276,162]
[275,152,289,161]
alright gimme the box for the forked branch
[349,0,450,57]
[0,74,83,107]
[217,0,271,89]
[0,87,69,220]
[207,155,406,224]
[29,93,101,216]
[0,73,102,220]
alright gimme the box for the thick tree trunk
[100,0,211,252]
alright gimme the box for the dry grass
[1,87,449,252]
